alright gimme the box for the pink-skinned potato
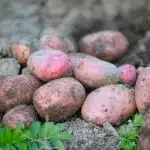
[2,105,37,128]
[68,53,120,89]
[0,75,41,112]
[40,35,77,53]
[135,67,150,113]
[27,50,70,81]
[118,64,137,85]
[11,42,33,64]
[40,27,77,53]
[33,77,86,121]
[79,30,129,62]
[81,84,137,126]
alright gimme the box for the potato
[40,34,77,53]
[79,30,129,62]
[118,64,137,85]
[81,84,136,126]
[135,67,150,113]
[11,42,33,64]
[27,50,70,81]
[2,105,37,128]
[0,75,41,112]
[33,77,86,121]
[68,53,120,89]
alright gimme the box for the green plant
[0,121,73,150]
[118,81,132,88]
[119,113,144,150]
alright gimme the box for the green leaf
[119,113,145,150]
[16,142,28,150]
[9,145,17,150]
[133,114,144,127]
[55,140,65,150]
[21,130,32,140]
[4,128,12,144]
[30,122,41,138]
[40,122,57,139]
[4,145,17,150]
[28,142,39,150]
[11,128,22,144]
[0,147,5,150]
[0,127,5,145]
[51,132,73,141]
[16,123,25,130]
[37,140,51,150]
[55,124,65,132]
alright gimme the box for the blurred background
[0,0,150,66]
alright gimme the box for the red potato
[81,84,137,126]
[40,27,77,53]
[2,105,37,128]
[11,42,33,64]
[0,75,41,112]
[68,53,120,89]
[40,35,77,53]
[79,30,129,62]
[33,77,86,121]
[135,67,150,113]
[118,64,137,85]
[27,50,70,81]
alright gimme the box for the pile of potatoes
[1,28,149,128]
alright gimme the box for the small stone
[64,118,120,150]
[0,58,20,76]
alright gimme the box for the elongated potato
[135,67,150,113]
[68,53,120,89]
[2,105,37,128]
[33,77,86,121]
[0,75,41,112]
[81,84,137,126]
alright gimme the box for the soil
[0,0,150,149]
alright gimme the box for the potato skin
[79,30,129,62]
[68,53,120,89]
[40,35,77,53]
[27,50,70,81]
[0,75,41,112]
[40,27,77,53]
[81,84,136,126]
[11,43,33,64]
[2,105,37,128]
[33,77,86,121]
[135,67,150,113]
[118,64,137,85]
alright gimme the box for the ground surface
[0,0,150,149]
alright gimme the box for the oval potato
[0,75,41,112]
[33,77,86,121]
[2,105,37,128]
[118,64,137,85]
[11,42,33,64]
[81,84,137,126]
[27,50,70,81]
[79,30,129,62]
